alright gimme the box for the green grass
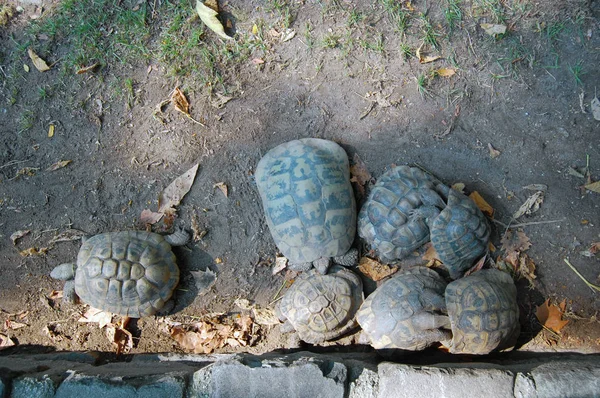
[416,74,431,98]
[18,110,35,133]
[347,9,364,27]
[419,13,441,49]
[303,21,315,49]
[266,0,294,28]
[443,0,462,33]
[568,60,585,86]
[472,0,505,23]
[399,42,413,59]
[322,33,341,49]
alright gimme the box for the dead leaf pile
[234,298,280,326]
[512,190,544,219]
[500,229,536,285]
[536,299,569,334]
[358,257,398,281]
[77,307,133,354]
[170,313,254,354]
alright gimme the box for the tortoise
[356,266,451,350]
[419,186,491,279]
[50,229,189,318]
[443,269,520,354]
[255,138,358,274]
[357,166,447,263]
[276,265,363,344]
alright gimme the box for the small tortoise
[255,138,358,274]
[356,266,451,350]
[357,166,447,262]
[277,265,363,344]
[443,269,520,355]
[423,187,491,279]
[50,230,189,318]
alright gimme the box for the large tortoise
[255,138,357,274]
[50,230,188,318]
[277,266,363,344]
[358,166,447,262]
[443,269,520,355]
[356,266,451,350]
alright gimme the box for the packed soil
[0,0,599,359]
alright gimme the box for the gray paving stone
[348,367,378,398]
[516,360,600,398]
[189,359,347,398]
[11,375,55,398]
[54,374,137,398]
[378,363,515,398]
[136,376,185,398]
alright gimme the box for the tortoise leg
[411,312,451,330]
[313,257,331,274]
[156,299,175,316]
[333,248,359,267]
[164,227,191,246]
[288,262,313,272]
[63,280,77,304]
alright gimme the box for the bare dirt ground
[0,0,599,358]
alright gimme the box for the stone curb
[0,351,599,397]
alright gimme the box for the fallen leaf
[584,181,600,193]
[567,167,585,178]
[76,62,99,74]
[215,257,223,264]
[48,290,63,301]
[5,320,27,330]
[47,229,86,245]
[451,182,465,193]
[436,68,456,77]
[171,87,190,116]
[481,23,507,36]
[204,0,219,12]
[10,230,30,245]
[536,299,569,333]
[23,64,30,72]
[422,243,440,262]
[469,191,494,218]
[579,242,600,257]
[523,184,548,192]
[28,48,50,72]
[196,0,233,41]
[234,298,253,310]
[252,24,259,35]
[19,247,48,257]
[273,256,288,275]
[464,255,487,277]
[78,307,113,329]
[0,334,15,350]
[358,257,398,281]
[501,229,531,267]
[211,92,232,108]
[158,164,200,214]
[48,124,55,138]
[591,97,600,121]
[488,143,501,159]
[512,191,544,219]
[281,28,296,42]
[46,160,72,171]
[190,269,217,294]
[191,212,207,242]
[416,43,441,64]
[14,167,38,178]
[106,324,133,355]
[252,307,280,326]
[350,153,372,187]
[140,209,164,225]
[213,182,228,197]
[251,58,265,65]
[518,253,536,286]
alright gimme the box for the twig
[0,160,27,169]
[270,279,288,304]
[492,218,565,229]
[563,258,600,293]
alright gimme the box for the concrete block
[11,375,55,398]
[348,367,378,398]
[378,363,515,398]
[136,376,185,398]
[525,360,600,398]
[55,374,136,398]
[189,359,347,398]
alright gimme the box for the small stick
[492,218,565,228]
[270,279,288,303]
[0,160,27,169]
[563,258,600,293]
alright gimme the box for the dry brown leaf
[481,23,507,36]
[501,229,531,267]
[28,48,50,72]
[215,257,223,264]
[14,167,38,178]
[76,63,99,74]
[350,153,372,187]
[512,191,544,219]
[158,164,200,214]
[171,87,190,116]
[584,181,600,193]
[252,58,265,65]
[140,209,163,225]
[47,229,85,245]
[252,307,280,326]
[488,143,501,159]
[518,253,536,286]
[273,256,288,275]
[106,324,133,355]
[469,191,494,218]
[416,44,441,63]
[10,230,30,245]
[78,307,113,329]
[0,333,15,350]
[422,243,440,261]
[358,257,398,281]
[46,160,72,171]
[48,290,63,301]
[436,68,456,77]
[536,299,569,333]
[213,182,228,197]
[19,247,48,257]
[5,320,28,330]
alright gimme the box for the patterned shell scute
[74,231,179,318]
[279,266,363,344]
[430,189,491,279]
[357,166,442,262]
[255,139,356,263]
[357,267,448,350]
[445,269,520,355]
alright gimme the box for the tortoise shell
[358,166,445,262]
[445,269,520,355]
[278,266,363,344]
[255,138,356,264]
[429,189,491,279]
[356,267,450,350]
[74,231,179,317]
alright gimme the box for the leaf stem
[563,258,600,293]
